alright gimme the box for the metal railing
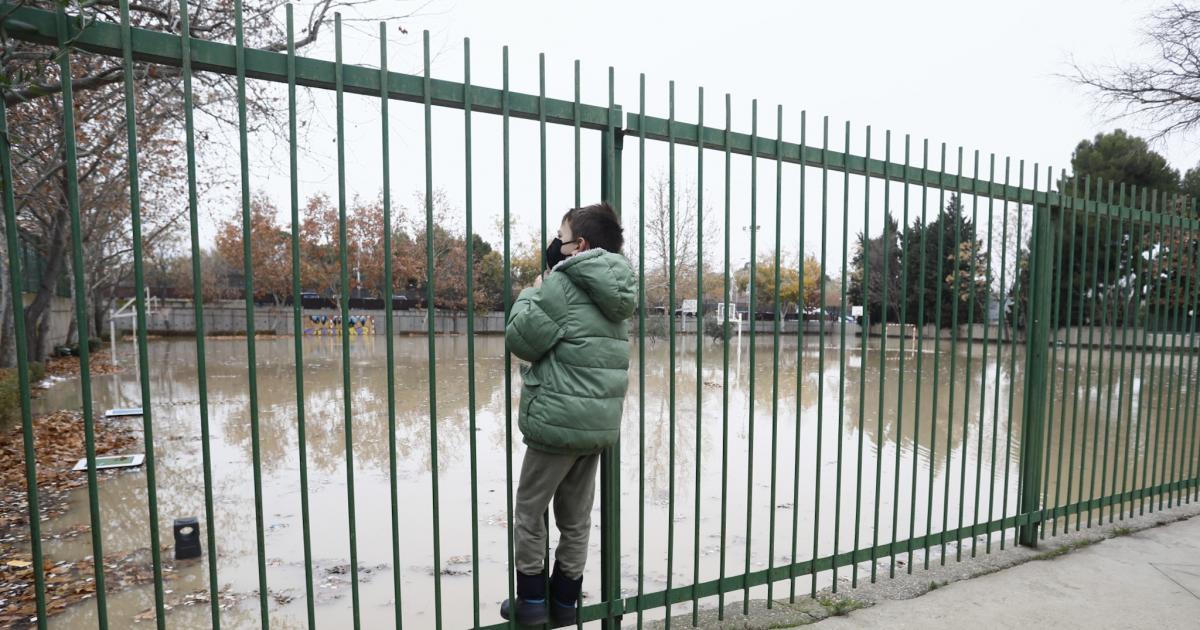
[2,2,1199,629]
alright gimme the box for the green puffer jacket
[506,248,637,455]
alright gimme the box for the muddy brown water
[29,332,1190,628]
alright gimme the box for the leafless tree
[640,172,717,310]
[0,0,426,363]
[1072,2,1200,140]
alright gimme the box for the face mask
[544,237,579,270]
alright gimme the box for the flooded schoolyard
[28,331,1185,628]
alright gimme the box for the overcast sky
[192,0,1198,273]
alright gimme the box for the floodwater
[30,330,1196,629]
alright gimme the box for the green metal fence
[3,2,1200,629]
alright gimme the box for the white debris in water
[34,374,68,389]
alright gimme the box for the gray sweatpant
[514,447,599,579]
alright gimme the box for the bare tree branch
[1070,2,1200,140]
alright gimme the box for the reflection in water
[33,333,1188,628]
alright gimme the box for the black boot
[549,563,582,628]
[500,571,548,626]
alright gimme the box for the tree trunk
[0,257,14,369]
[92,287,107,342]
[65,258,78,346]
[24,209,68,363]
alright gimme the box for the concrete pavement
[818,514,1200,629]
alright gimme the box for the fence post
[599,103,624,629]
[1019,200,1054,546]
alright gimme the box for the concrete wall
[13,294,75,348]
[867,323,1023,343]
[116,303,508,336]
[113,303,1200,353]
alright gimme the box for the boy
[501,202,636,627]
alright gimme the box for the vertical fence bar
[854,125,873,588]
[1153,203,1175,512]
[1163,207,1186,511]
[811,115,829,598]
[964,152,993,559]
[118,1,166,625]
[462,37,481,629]
[1036,166,1056,535]
[789,111,808,600]
[181,0,222,623]
[1182,201,1200,506]
[1051,172,1079,537]
[924,143,947,569]
[501,45,517,630]
[832,120,850,590]
[965,150,986,558]
[574,60,581,209]
[910,139,931,572]
[1038,166,1062,540]
[1118,187,1147,520]
[693,86,705,626]
[1081,179,1107,528]
[231,2,271,625]
[540,54,547,266]
[1125,190,1139,519]
[182,1,225,624]
[1018,191,1053,547]
[1121,191,1140,521]
[1187,209,1200,505]
[597,66,621,630]
[982,154,1000,556]
[1143,197,1167,516]
[0,87,48,630]
[1095,182,1118,527]
[1152,194,1171,515]
[1156,202,1180,513]
[1143,192,1165,516]
[379,20,402,630]
[50,9,104,630]
[1064,176,1091,533]
[1128,187,1146,519]
[957,149,980,562]
[717,92,731,618]
[744,98,759,612]
[851,125,870,588]
[1139,193,1161,515]
[943,147,963,564]
[999,161,1024,550]
[1166,209,1194,510]
[636,73,647,630]
[1165,207,1187,510]
[767,104,784,601]
[1184,216,1200,505]
[601,66,622,630]
[1152,200,1171,511]
[1180,206,1200,506]
[1018,164,1045,541]
[870,129,891,581]
[1104,184,1129,524]
[665,79,677,630]
[1173,209,1187,507]
[284,6,314,629]
[889,134,911,576]
[539,51,551,594]
[333,17,363,628]
[422,30,444,630]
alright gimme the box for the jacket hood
[554,248,637,322]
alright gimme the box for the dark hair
[563,202,624,253]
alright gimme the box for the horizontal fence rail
[2,2,1200,630]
